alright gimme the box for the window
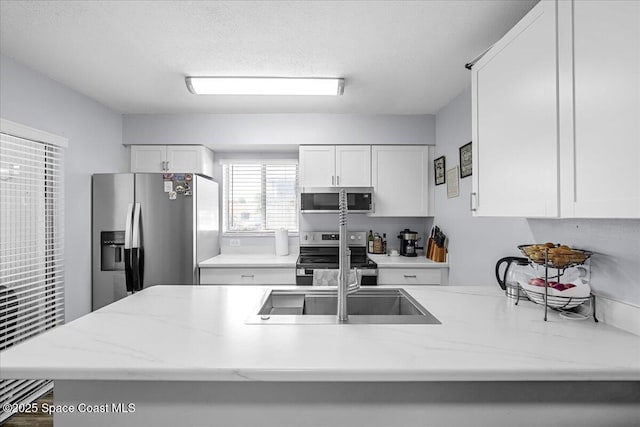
[0,124,65,423]
[223,162,298,233]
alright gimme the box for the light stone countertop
[368,254,449,268]
[199,253,299,268]
[1,285,638,383]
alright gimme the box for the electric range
[296,231,378,285]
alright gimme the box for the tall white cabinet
[472,0,639,218]
[471,0,558,217]
[370,146,433,217]
[298,145,371,187]
[560,0,640,218]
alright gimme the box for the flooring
[2,390,53,427]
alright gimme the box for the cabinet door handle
[166,161,170,171]
[403,275,417,278]
[336,176,340,185]
[241,274,254,278]
[332,176,335,186]
[161,161,166,171]
[470,192,477,212]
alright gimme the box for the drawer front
[200,268,295,285]
[378,268,442,285]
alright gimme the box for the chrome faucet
[338,189,360,322]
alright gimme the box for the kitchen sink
[247,288,441,324]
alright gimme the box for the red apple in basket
[529,278,546,287]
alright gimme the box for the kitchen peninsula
[1,285,638,427]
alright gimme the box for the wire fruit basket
[519,281,591,310]
[518,243,592,269]
[515,244,597,322]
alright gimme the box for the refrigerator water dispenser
[101,231,125,271]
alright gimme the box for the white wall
[300,215,432,254]
[123,114,435,149]
[527,219,640,304]
[434,86,640,306]
[433,87,534,285]
[0,54,127,321]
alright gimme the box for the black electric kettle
[495,257,530,291]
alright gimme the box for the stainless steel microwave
[300,187,374,213]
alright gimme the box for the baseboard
[594,295,640,336]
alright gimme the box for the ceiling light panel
[186,77,345,96]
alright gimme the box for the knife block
[426,238,447,263]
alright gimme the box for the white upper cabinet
[299,145,371,187]
[471,0,558,217]
[298,146,336,187]
[559,0,640,218]
[472,0,639,218]
[130,145,214,177]
[370,145,433,217]
[131,145,166,173]
[335,145,371,187]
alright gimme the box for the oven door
[300,187,373,213]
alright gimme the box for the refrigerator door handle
[124,203,134,293]
[131,203,144,292]
[132,202,141,249]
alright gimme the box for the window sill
[222,232,299,238]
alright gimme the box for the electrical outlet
[229,239,241,247]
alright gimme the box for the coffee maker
[397,229,420,257]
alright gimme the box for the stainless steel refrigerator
[92,173,219,310]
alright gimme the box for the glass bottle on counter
[373,233,382,253]
[368,230,374,253]
[382,233,387,255]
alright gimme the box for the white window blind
[0,132,64,423]
[223,163,298,233]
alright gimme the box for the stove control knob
[350,235,355,240]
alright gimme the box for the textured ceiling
[0,0,537,114]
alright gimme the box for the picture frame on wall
[434,156,446,185]
[459,141,472,178]
[446,166,459,198]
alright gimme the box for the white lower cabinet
[200,268,295,285]
[378,268,445,286]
